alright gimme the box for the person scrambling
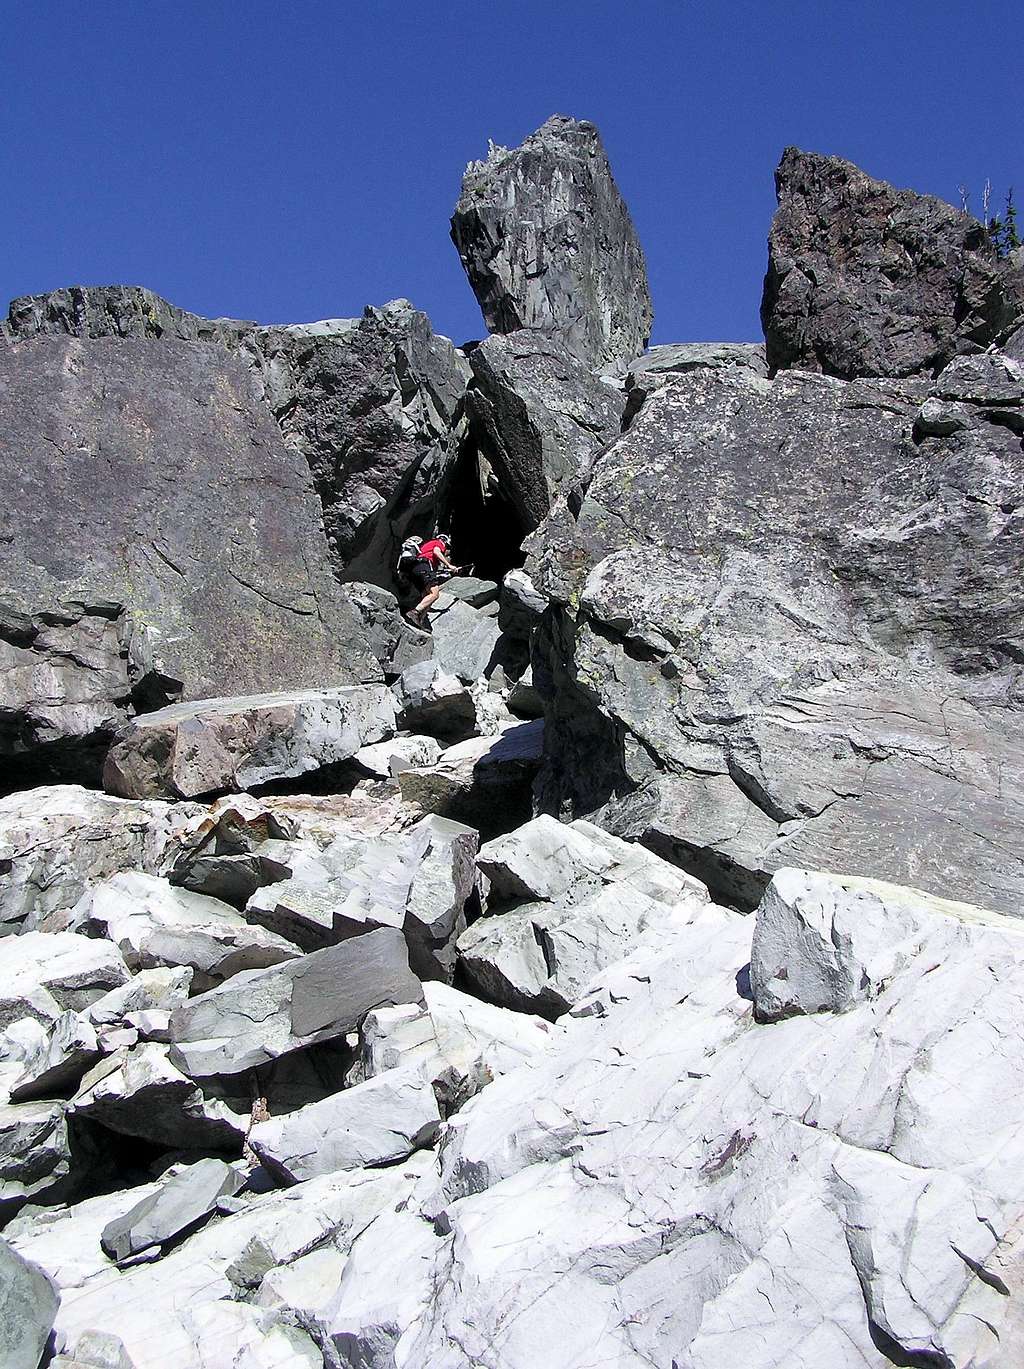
[402,532,462,628]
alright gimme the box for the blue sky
[3,2,1020,346]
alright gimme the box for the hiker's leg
[414,584,440,614]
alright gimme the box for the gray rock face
[4,286,472,590]
[452,115,653,374]
[103,687,397,800]
[168,927,423,1077]
[428,596,502,683]
[465,331,625,532]
[250,1067,440,1183]
[626,342,768,379]
[0,328,379,776]
[0,1237,60,1369]
[397,720,544,836]
[527,361,1024,912]
[762,147,1024,379]
[100,1158,243,1263]
[392,661,477,738]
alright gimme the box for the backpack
[395,536,423,579]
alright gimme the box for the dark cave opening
[443,446,527,585]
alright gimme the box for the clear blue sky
[3,2,1020,346]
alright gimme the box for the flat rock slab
[250,1067,440,1182]
[169,927,423,1077]
[0,1237,60,1369]
[101,1158,243,1263]
[103,686,398,800]
[0,931,130,1031]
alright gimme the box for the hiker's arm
[438,551,458,571]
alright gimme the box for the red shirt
[418,539,448,567]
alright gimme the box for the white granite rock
[0,932,131,1030]
[0,785,199,932]
[319,871,1024,1367]
[353,734,442,778]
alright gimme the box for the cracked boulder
[762,147,1024,379]
[0,1101,72,1208]
[103,686,397,800]
[100,1158,244,1263]
[68,872,300,986]
[527,360,1024,913]
[0,316,381,781]
[452,115,652,374]
[0,932,130,1031]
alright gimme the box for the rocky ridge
[2,116,1024,1369]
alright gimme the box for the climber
[404,532,462,628]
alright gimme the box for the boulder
[68,872,299,985]
[762,147,1024,379]
[451,115,652,373]
[168,927,423,1077]
[0,1101,71,1207]
[10,1158,430,1368]
[350,980,552,1112]
[69,1044,245,1148]
[626,342,768,379]
[439,576,499,609]
[0,1238,60,1369]
[0,323,380,778]
[50,1330,135,1369]
[0,785,199,933]
[0,932,130,1030]
[464,331,625,532]
[526,362,1024,913]
[250,1067,440,1183]
[8,1012,101,1103]
[458,882,679,1016]
[100,1158,244,1263]
[428,596,502,683]
[392,660,477,738]
[397,720,543,836]
[103,686,397,800]
[352,734,441,778]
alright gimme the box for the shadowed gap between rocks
[442,440,528,585]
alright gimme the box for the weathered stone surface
[397,720,543,835]
[762,147,1024,379]
[392,660,476,738]
[103,686,397,800]
[0,1237,60,1369]
[465,331,625,533]
[9,1011,101,1103]
[0,1101,71,1206]
[527,363,1024,912]
[324,874,1024,1367]
[0,325,380,776]
[50,1329,135,1369]
[100,1158,243,1263]
[452,115,652,373]
[0,932,130,1030]
[0,785,199,933]
[69,872,299,984]
[351,980,552,1112]
[250,1067,440,1182]
[168,928,422,1076]
[627,342,768,379]
[439,576,499,609]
